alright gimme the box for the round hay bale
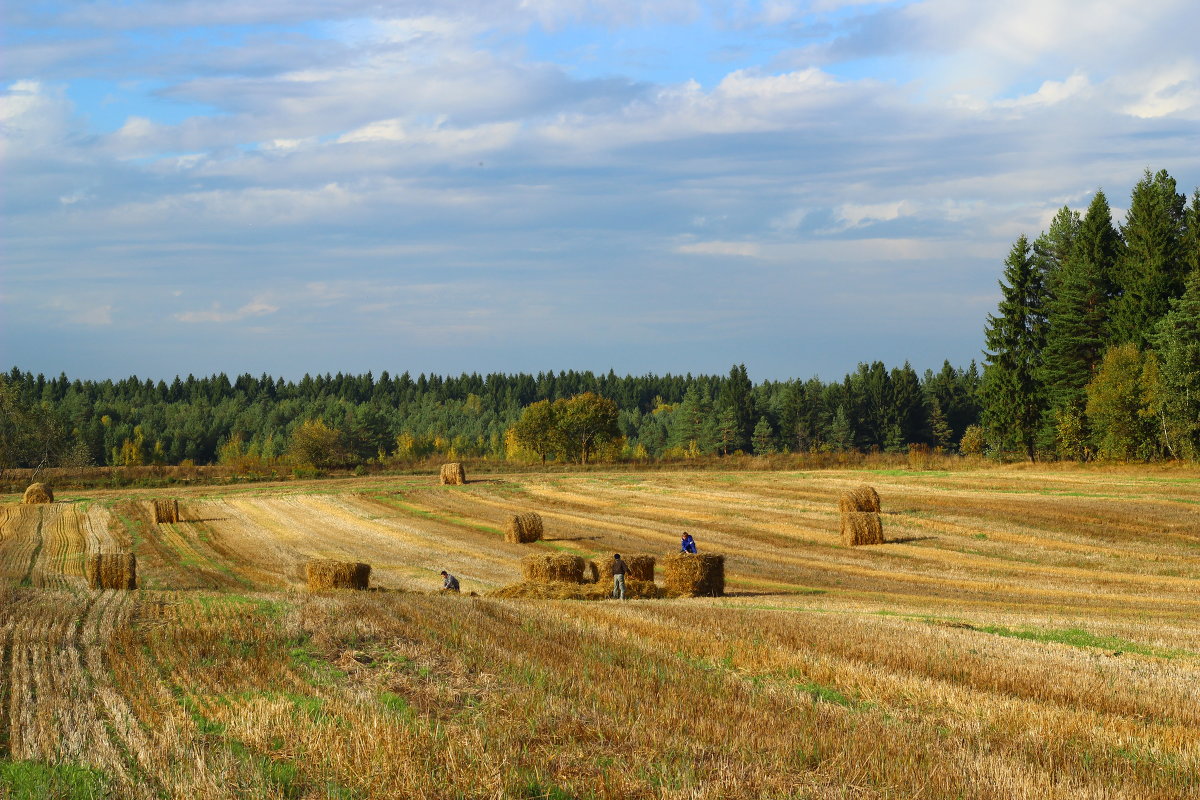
[505,512,544,543]
[520,553,586,584]
[23,483,53,504]
[87,553,137,590]
[595,555,656,583]
[305,559,371,590]
[152,499,180,524]
[840,512,884,546]
[838,485,881,513]
[663,553,724,597]
[439,462,467,486]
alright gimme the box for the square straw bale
[663,553,724,597]
[305,559,371,590]
[87,553,137,590]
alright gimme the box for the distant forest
[2,169,1198,470]
[0,362,980,469]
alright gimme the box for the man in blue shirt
[680,532,698,554]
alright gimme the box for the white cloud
[833,200,916,230]
[175,300,279,323]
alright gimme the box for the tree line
[982,168,1200,460]
[0,361,981,470]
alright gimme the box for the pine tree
[1039,190,1120,442]
[1150,268,1200,458]
[1034,205,1081,296]
[1111,169,1187,346]
[751,417,776,454]
[982,235,1046,460]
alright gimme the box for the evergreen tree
[1150,268,1200,458]
[1039,190,1120,447]
[982,235,1046,459]
[719,364,755,447]
[1111,169,1187,346]
[751,416,776,454]
[714,404,742,455]
[1034,205,1081,295]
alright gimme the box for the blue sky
[3,0,1198,382]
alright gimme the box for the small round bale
[663,553,724,597]
[840,511,884,546]
[152,499,180,524]
[838,485,881,513]
[595,555,656,583]
[87,553,137,590]
[23,483,54,504]
[520,553,586,584]
[305,559,371,590]
[439,462,467,486]
[505,512,544,543]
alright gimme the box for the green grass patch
[0,760,112,800]
[976,625,1195,658]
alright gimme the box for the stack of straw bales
[839,485,884,546]
[23,483,53,504]
[663,553,724,597]
[152,499,180,524]
[439,463,467,485]
[305,559,371,590]
[505,512,544,543]
[520,554,586,584]
[593,555,656,583]
[87,553,137,590]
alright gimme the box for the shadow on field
[886,535,937,544]
[543,536,602,542]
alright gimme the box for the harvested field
[3,466,1200,798]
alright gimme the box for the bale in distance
[595,555,656,583]
[838,485,881,513]
[505,512,544,544]
[152,499,180,524]
[520,554,586,584]
[23,483,53,504]
[305,559,371,590]
[663,553,724,597]
[840,511,884,546]
[439,463,467,486]
[87,553,137,590]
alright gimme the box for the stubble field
[2,467,1199,799]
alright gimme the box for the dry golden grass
[3,466,1200,798]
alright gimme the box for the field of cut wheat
[2,467,1199,799]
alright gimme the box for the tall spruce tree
[1111,169,1187,346]
[1150,268,1200,459]
[1034,205,1081,296]
[1039,190,1120,451]
[982,235,1046,459]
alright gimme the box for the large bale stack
[595,555,656,583]
[840,512,885,546]
[505,512,544,543]
[838,485,884,546]
[152,499,180,524]
[22,483,53,504]
[87,553,137,590]
[520,554,586,584]
[663,553,724,597]
[838,485,881,513]
[305,559,371,590]
[439,462,467,486]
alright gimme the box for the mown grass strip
[370,495,504,537]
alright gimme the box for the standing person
[440,570,460,593]
[680,532,698,554]
[611,554,627,600]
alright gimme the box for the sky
[3,0,1199,383]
